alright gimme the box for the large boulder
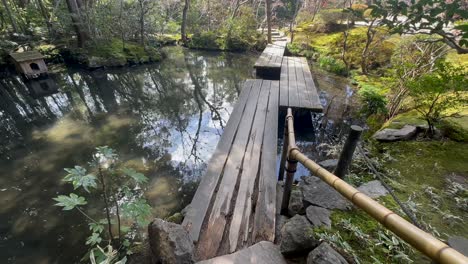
[307,242,348,264]
[357,180,389,199]
[373,125,417,142]
[280,215,319,255]
[288,189,305,216]
[300,176,351,210]
[306,206,331,229]
[148,218,194,264]
[275,215,290,244]
[196,241,287,264]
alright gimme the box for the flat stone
[306,206,331,229]
[148,218,194,264]
[448,236,468,257]
[288,189,305,216]
[357,180,389,199]
[318,159,338,172]
[197,241,287,264]
[280,215,319,255]
[373,125,417,142]
[300,176,351,210]
[307,242,348,264]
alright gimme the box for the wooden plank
[287,57,300,108]
[228,80,271,253]
[300,57,323,111]
[182,80,254,242]
[294,57,310,109]
[252,80,279,243]
[196,79,263,260]
[279,57,288,107]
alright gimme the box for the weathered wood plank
[196,79,263,260]
[252,80,279,243]
[228,80,271,253]
[182,80,254,242]
[294,57,310,109]
[287,57,299,107]
[299,57,322,111]
[279,57,288,106]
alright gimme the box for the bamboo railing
[279,108,468,264]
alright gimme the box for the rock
[280,215,319,255]
[357,180,389,199]
[288,189,305,216]
[306,206,331,229]
[373,125,417,142]
[181,204,191,216]
[196,241,287,264]
[318,159,338,172]
[148,218,194,264]
[300,176,351,210]
[275,215,290,244]
[307,242,348,264]
[167,212,184,224]
[448,236,468,257]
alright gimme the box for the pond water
[0,47,355,263]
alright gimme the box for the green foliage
[318,56,347,76]
[53,146,152,262]
[358,84,388,117]
[372,0,468,52]
[189,31,220,50]
[332,27,394,71]
[297,9,345,33]
[53,193,87,210]
[407,62,468,134]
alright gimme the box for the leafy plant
[358,84,388,117]
[407,62,468,135]
[53,146,152,262]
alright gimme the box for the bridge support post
[278,120,289,181]
[281,154,297,215]
[334,125,363,178]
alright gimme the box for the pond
[0,47,355,263]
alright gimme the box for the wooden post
[334,125,363,178]
[278,120,289,181]
[280,152,297,215]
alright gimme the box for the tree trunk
[139,1,144,46]
[2,0,19,32]
[181,0,189,46]
[265,0,272,43]
[289,0,300,43]
[36,0,54,37]
[65,0,89,47]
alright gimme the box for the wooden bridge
[182,32,323,261]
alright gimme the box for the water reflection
[0,47,256,263]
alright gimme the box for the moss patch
[382,110,427,129]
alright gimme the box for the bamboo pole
[284,108,468,264]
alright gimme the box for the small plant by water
[53,146,152,263]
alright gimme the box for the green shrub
[358,84,388,117]
[189,31,220,50]
[318,55,347,75]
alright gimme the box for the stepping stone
[300,176,351,210]
[196,241,287,264]
[357,180,389,199]
[448,236,468,257]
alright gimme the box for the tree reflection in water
[0,46,256,263]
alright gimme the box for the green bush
[189,31,220,50]
[358,84,388,117]
[318,55,347,75]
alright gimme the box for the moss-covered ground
[314,140,467,263]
